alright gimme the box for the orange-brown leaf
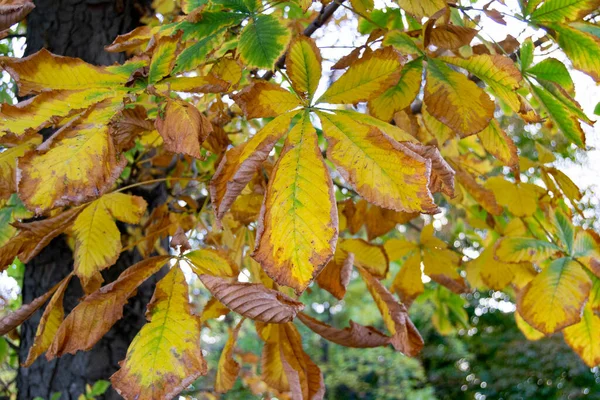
[316,251,353,300]
[215,321,243,393]
[298,312,390,348]
[199,274,304,323]
[0,0,35,31]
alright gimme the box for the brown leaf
[298,312,390,348]
[484,8,506,25]
[0,274,69,336]
[0,0,34,31]
[108,106,155,152]
[215,320,243,393]
[170,227,191,254]
[401,142,455,197]
[316,251,353,300]
[359,267,424,356]
[430,24,478,50]
[199,274,304,323]
[342,199,367,235]
[0,207,83,271]
[23,274,72,366]
[105,26,152,53]
[155,99,212,158]
[331,47,363,70]
[47,256,170,358]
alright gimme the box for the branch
[261,0,346,80]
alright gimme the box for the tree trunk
[16,1,161,399]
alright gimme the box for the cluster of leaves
[0,0,599,398]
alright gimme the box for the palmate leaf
[253,113,338,294]
[238,14,290,69]
[111,266,207,400]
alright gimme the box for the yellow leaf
[359,266,424,355]
[465,246,516,290]
[0,135,41,201]
[397,0,447,18]
[0,88,119,137]
[210,111,298,220]
[155,99,213,158]
[154,75,230,93]
[485,177,545,216]
[563,304,600,367]
[200,297,230,323]
[441,55,522,113]
[232,81,302,119]
[17,101,126,214]
[286,36,322,102]
[23,275,72,366]
[477,119,518,167]
[368,58,423,122]
[424,58,494,136]
[317,46,403,105]
[210,58,243,88]
[421,104,455,144]
[390,252,424,306]
[215,322,243,393]
[515,311,545,341]
[317,111,437,213]
[73,193,147,287]
[253,113,337,294]
[496,237,560,263]
[384,238,419,262]
[1,49,135,96]
[186,248,239,277]
[453,167,503,215]
[48,256,170,358]
[334,109,417,143]
[339,238,388,279]
[517,257,591,334]
[111,266,207,400]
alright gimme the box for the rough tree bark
[16,1,163,399]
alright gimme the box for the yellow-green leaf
[148,33,181,83]
[563,303,600,367]
[547,22,600,82]
[496,237,560,263]
[253,113,337,294]
[317,111,437,213]
[318,46,403,105]
[517,257,591,334]
[111,266,207,400]
[477,119,518,167]
[397,0,447,18]
[286,36,322,102]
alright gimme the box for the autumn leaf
[199,274,304,323]
[317,46,403,105]
[339,238,388,279]
[0,0,34,31]
[253,113,337,294]
[424,58,495,136]
[496,236,560,263]
[563,304,600,367]
[210,111,298,220]
[298,312,391,348]
[155,99,213,158]
[546,22,600,82]
[317,111,437,214]
[286,36,322,102]
[397,0,447,18]
[0,135,41,200]
[485,177,545,217]
[359,267,424,355]
[186,248,239,277]
[390,251,424,306]
[111,266,207,400]
[148,32,182,84]
[215,320,243,393]
[316,249,353,300]
[477,119,518,167]
[72,193,147,287]
[517,257,591,334]
[232,81,302,119]
[23,274,72,366]
[47,256,170,357]
[429,25,478,50]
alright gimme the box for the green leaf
[552,208,575,253]
[548,22,600,82]
[594,101,600,116]
[527,58,574,93]
[520,38,535,70]
[530,0,599,22]
[238,14,290,69]
[530,83,586,147]
[384,30,423,55]
[89,380,111,397]
[173,31,226,73]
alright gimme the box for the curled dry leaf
[359,267,424,356]
[199,274,304,323]
[297,312,390,348]
[0,274,70,336]
[155,99,212,158]
[429,24,478,50]
[401,142,455,197]
[215,320,243,393]
[24,274,72,366]
[170,227,191,254]
[0,0,34,31]
[0,207,82,271]
[316,250,353,300]
[108,106,155,152]
[47,256,170,358]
